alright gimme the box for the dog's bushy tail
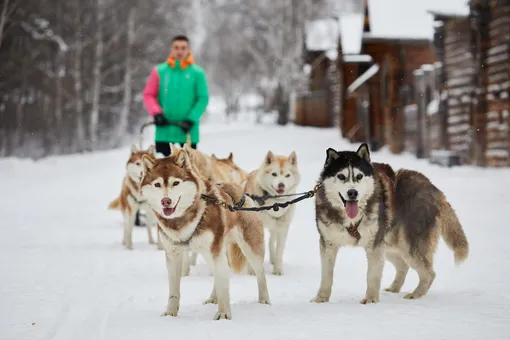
[438,200,469,265]
[228,243,247,273]
[108,197,120,210]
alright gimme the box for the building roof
[339,13,364,54]
[304,18,339,52]
[304,0,469,53]
[364,0,469,41]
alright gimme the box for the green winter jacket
[143,58,209,144]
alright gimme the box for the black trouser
[155,142,197,156]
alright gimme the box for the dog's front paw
[272,268,283,276]
[258,297,271,305]
[203,297,218,305]
[124,243,133,250]
[161,309,178,317]
[360,296,379,304]
[213,311,232,320]
[157,242,164,250]
[311,295,330,303]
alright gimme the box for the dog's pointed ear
[228,152,233,161]
[356,143,371,163]
[325,148,339,166]
[183,143,193,153]
[265,151,276,165]
[146,144,156,156]
[141,155,155,175]
[131,144,138,154]
[288,151,297,165]
[175,149,192,170]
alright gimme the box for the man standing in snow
[137,35,208,226]
[142,35,209,156]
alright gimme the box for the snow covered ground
[1,121,510,340]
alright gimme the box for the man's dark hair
[172,35,189,44]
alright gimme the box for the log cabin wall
[442,18,476,163]
[485,0,510,166]
[470,1,490,166]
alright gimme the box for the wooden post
[414,69,426,158]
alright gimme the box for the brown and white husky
[140,151,270,320]
[108,145,158,250]
[243,151,301,275]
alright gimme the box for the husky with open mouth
[312,144,469,304]
[140,151,270,320]
[243,151,301,275]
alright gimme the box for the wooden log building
[300,0,439,153]
[356,0,438,155]
[296,18,341,128]
[429,0,510,166]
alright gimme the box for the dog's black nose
[278,183,285,189]
[347,189,358,200]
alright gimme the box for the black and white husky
[312,144,469,304]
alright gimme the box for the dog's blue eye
[337,174,346,181]
[272,173,277,177]
[356,174,363,180]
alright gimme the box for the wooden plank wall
[485,0,510,166]
[469,1,490,165]
[443,18,475,162]
[295,92,329,127]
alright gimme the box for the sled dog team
[109,143,469,320]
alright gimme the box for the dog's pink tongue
[345,201,359,219]
[163,207,175,216]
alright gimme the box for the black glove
[154,113,168,126]
[179,120,193,133]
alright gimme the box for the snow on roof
[343,55,372,63]
[305,18,339,52]
[339,13,364,54]
[365,0,469,41]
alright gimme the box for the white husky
[243,151,301,275]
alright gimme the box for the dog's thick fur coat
[312,144,469,304]
[169,144,249,273]
[108,145,158,250]
[243,151,300,275]
[140,151,270,320]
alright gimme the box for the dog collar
[346,216,364,243]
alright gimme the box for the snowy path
[1,123,510,340]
